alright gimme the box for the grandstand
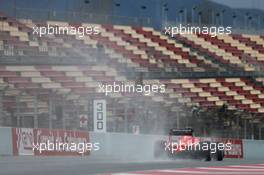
[0,1,264,141]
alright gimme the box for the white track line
[196,167,264,171]
[111,174,146,175]
[159,170,264,174]
[109,164,264,175]
[229,165,264,169]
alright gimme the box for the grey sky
[210,0,264,10]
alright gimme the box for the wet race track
[1,157,264,175]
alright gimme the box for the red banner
[217,138,243,158]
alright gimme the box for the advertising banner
[216,138,243,158]
[12,128,90,156]
[33,128,90,156]
[224,139,243,158]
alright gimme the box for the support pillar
[62,97,66,129]
[259,126,262,140]
[0,91,3,126]
[48,92,53,129]
[124,100,128,133]
[176,110,180,128]
[244,119,247,139]
[16,96,20,127]
[112,99,117,132]
[33,97,38,128]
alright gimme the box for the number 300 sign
[93,100,106,132]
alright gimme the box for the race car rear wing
[169,128,193,136]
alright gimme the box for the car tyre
[216,149,224,161]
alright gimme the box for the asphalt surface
[1,156,264,175]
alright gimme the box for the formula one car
[154,128,225,161]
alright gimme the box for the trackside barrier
[89,132,167,160]
[0,127,263,159]
[243,140,264,159]
[90,133,244,160]
[0,127,13,156]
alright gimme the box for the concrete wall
[90,132,167,160]
[0,127,13,156]
[1,127,264,160]
[243,139,264,159]
[90,132,264,160]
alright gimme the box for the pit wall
[0,127,264,160]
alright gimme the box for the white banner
[13,128,34,155]
[93,99,106,132]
